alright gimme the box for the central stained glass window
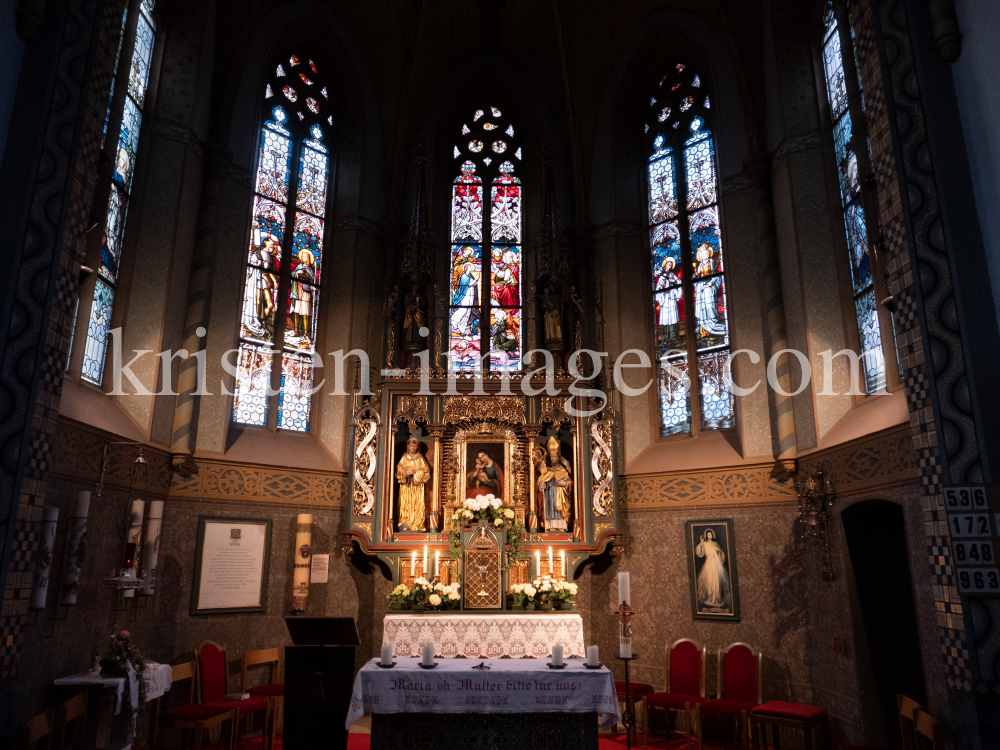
[646,64,734,436]
[233,54,333,431]
[449,107,523,371]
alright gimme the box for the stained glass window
[646,67,733,436]
[233,57,332,431]
[81,0,156,384]
[821,4,885,393]
[449,108,522,371]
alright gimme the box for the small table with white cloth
[53,661,173,747]
[348,657,620,750]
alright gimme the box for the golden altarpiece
[344,381,622,610]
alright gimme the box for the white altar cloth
[347,657,621,730]
[383,613,586,659]
[54,661,173,714]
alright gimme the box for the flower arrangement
[449,495,525,573]
[549,579,578,607]
[429,581,461,609]
[410,577,435,605]
[388,584,410,608]
[101,630,147,733]
[509,583,538,609]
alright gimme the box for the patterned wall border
[622,424,917,509]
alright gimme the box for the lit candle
[381,644,393,666]
[435,550,440,578]
[423,545,428,575]
[551,645,563,666]
[535,550,541,576]
[411,551,416,577]
[561,550,566,578]
[548,546,553,574]
[618,571,632,658]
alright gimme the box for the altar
[383,612,586,659]
[347,657,619,750]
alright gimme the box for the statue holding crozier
[536,435,572,532]
[395,437,430,531]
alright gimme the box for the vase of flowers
[533,575,557,610]
[430,581,461,609]
[510,583,537,610]
[551,580,579,609]
[410,577,433,611]
[101,630,147,736]
[450,495,525,574]
[388,584,410,610]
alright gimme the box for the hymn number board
[945,485,1000,596]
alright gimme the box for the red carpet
[239,731,712,749]
[237,735,371,750]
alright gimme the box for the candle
[561,550,566,578]
[551,645,563,666]
[142,500,164,595]
[435,550,440,578]
[122,499,145,598]
[535,550,541,576]
[30,507,59,610]
[587,645,599,667]
[292,513,313,611]
[548,546,553,574]
[381,644,394,666]
[422,643,435,666]
[60,491,90,606]
[411,551,416,577]
[423,545,428,576]
[618,571,632,658]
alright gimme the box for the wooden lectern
[283,617,360,750]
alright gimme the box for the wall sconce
[794,469,836,581]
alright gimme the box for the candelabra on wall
[794,469,836,582]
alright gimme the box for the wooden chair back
[172,660,197,704]
[897,693,924,750]
[17,710,52,750]
[195,640,228,704]
[913,709,946,750]
[665,638,706,697]
[716,642,763,704]
[54,694,88,750]
[240,647,282,692]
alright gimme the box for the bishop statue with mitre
[537,435,572,532]
[396,436,430,531]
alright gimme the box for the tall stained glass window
[821,4,886,393]
[645,65,733,436]
[233,55,332,431]
[80,0,157,384]
[449,107,522,371]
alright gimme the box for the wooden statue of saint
[537,435,572,531]
[395,437,430,531]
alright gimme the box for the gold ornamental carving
[352,405,380,516]
[393,395,430,424]
[590,417,614,516]
[443,395,525,426]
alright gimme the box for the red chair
[196,642,268,746]
[614,677,654,745]
[750,701,830,750]
[644,638,707,749]
[698,642,762,748]
[153,661,235,750]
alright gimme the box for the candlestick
[411,551,416,577]
[435,550,440,578]
[618,571,632,658]
[548,546,553,574]
[423,545,428,575]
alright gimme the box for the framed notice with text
[191,516,272,614]
[944,485,1000,596]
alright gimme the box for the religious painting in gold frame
[685,519,741,621]
[454,430,514,507]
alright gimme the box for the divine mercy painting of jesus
[685,518,741,621]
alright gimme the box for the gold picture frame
[454,428,515,507]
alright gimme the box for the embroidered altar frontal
[383,613,585,658]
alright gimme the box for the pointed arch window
[232,55,333,431]
[820,2,893,393]
[449,107,523,371]
[645,65,734,436]
[78,0,157,383]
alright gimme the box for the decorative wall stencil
[171,460,347,506]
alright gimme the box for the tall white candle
[381,644,394,666]
[142,500,164,595]
[551,645,563,666]
[122,499,145,598]
[435,550,440,578]
[30,507,59,609]
[618,571,632,658]
[535,550,541,576]
[292,513,313,611]
[587,645,599,666]
[422,643,434,665]
[561,550,566,578]
[423,545,428,575]
[60,491,90,606]
[411,551,416,577]
[548,546,553,574]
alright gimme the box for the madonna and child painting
[685,519,741,621]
